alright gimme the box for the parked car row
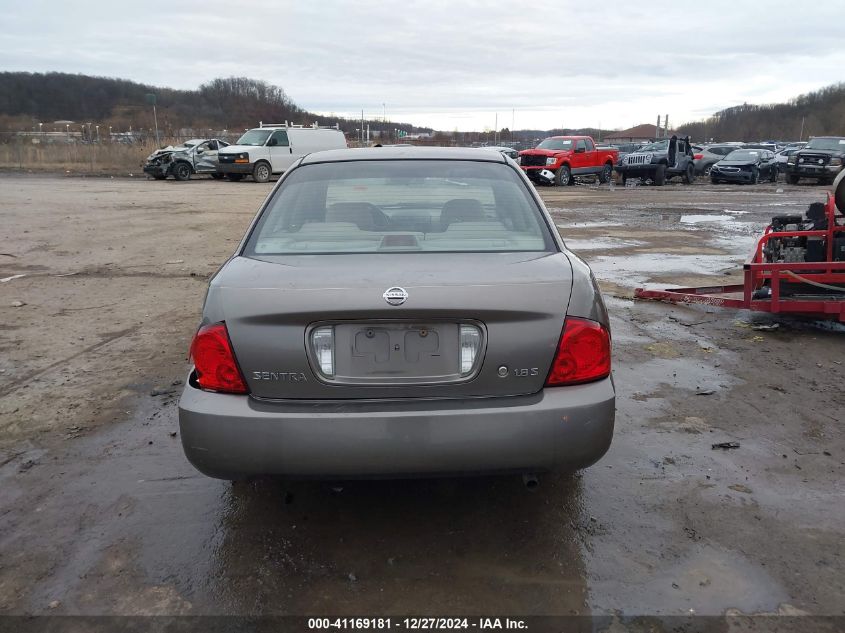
[694,137,845,185]
[144,127,845,189]
[144,124,348,182]
[516,134,845,187]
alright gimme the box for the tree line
[678,83,845,142]
[0,72,426,137]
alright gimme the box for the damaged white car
[143,138,230,181]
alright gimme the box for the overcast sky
[1,1,843,131]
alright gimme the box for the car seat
[440,199,485,231]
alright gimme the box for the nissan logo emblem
[383,287,408,306]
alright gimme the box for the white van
[217,123,347,182]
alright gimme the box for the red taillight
[693,153,703,160]
[189,323,249,394]
[545,318,611,387]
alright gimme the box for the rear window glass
[244,160,554,255]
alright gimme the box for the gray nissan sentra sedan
[179,147,615,481]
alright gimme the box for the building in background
[603,122,677,144]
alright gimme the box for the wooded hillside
[0,72,425,136]
[678,83,845,142]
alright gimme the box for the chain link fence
[0,130,243,175]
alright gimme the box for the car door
[583,137,597,173]
[267,130,294,173]
[762,150,775,177]
[573,138,588,173]
[674,138,688,169]
[193,140,218,173]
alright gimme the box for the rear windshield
[243,160,555,255]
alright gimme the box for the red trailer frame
[634,192,845,322]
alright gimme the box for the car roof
[300,146,507,164]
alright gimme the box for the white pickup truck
[217,123,347,183]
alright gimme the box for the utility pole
[146,93,160,147]
[799,116,805,141]
[361,109,364,146]
[494,112,498,145]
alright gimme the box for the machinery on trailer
[634,171,845,322]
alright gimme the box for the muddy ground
[0,174,842,619]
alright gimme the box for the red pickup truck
[518,136,618,186]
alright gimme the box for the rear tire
[210,173,224,180]
[769,167,778,182]
[173,162,192,181]
[555,165,571,186]
[620,173,628,186]
[253,161,271,183]
[654,164,666,186]
[683,163,695,184]
[227,174,244,182]
[598,163,612,184]
[787,174,800,185]
[703,165,713,177]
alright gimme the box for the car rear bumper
[178,377,616,479]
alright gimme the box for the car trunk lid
[209,253,573,399]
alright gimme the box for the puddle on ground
[637,356,729,390]
[554,220,625,228]
[681,214,736,224]
[586,540,791,616]
[588,253,739,289]
[563,238,645,251]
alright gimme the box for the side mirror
[196,149,204,154]
[576,147,585,154]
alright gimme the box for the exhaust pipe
[522,473,539,491]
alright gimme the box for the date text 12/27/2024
[307,618,528,630]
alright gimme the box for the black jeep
[616,135,696,186]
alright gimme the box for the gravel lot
[0,174,842,618]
